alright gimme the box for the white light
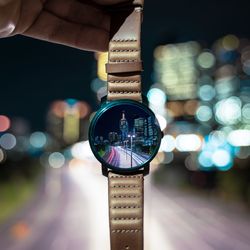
[227,130,250,146]
[242,103,250,120]
[48,152,65,168]
[0,133,16,150]
[156,114,167,131]
[215,96,241,125]
[175,134,202,152]
[159,135,175,152]
[71,141,96,161]
[30,131,47,148]
[0,149,5,163]
[196,105,213,122]
[212,149,231,168]
[147,88,166,107]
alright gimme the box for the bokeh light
[198,151,213,168]
[147,88,166,107]
[0,133,16,150]
[48,152,65,168]
[242,103,250,121]
[29,132,47,149]
[198,85,216,101]
[155,114,167,131]
[197,51,216,69]
[196,105,213,122]
[227,129,250,146]
[0,148,6,163]
[215,96,242,125]
[0,115,10,132]
[159,135,175,152]
[211,149,232,170]
[175,134,202,152]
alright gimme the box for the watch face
[89,100,162,171]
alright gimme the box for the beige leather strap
[106,3,143,101]
[108,172,144,250]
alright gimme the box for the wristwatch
[89,1,162,249]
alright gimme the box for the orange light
[51,101,67,118]
[11,221,30,240]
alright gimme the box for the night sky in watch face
[91,104,161,169]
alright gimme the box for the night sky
[94,104,152,139]
[0,0,250,130]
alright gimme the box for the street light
[128,133,136,167]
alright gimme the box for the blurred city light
[155,114,167,131]
[196,105,213,122]
[215,96,242,125]
[29,132,47,149]
[0,133,16,150]
[159,135,175,152]
[71,141,95,161]
[96,52,108,81]
[211,149,233,170]
[48,152,65,168]
[0,148,6,163]
[0,115,10,132]
[198,151,213,168]
[222,34,239,50]
[147,88,166,107]
[175,134,202,152]
[198,84,216,101]
[197,51,215,69]
[227,129,250,146]
[242,103,250,121]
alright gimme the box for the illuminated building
[108,132,119,145]
[119,111,129,141]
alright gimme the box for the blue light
[198,151,213,168]
[66,98,78,106]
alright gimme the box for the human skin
[0,0,128,51]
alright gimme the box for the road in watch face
[92,104,160,169]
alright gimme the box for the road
[0,160,250,250]
[103,146,150,168]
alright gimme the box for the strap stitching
[111,185,141,188]
[112,218,142,220]
[111,49,139,52]
[109,59,138,62]
[110,175,142,178]
[109,80,140,83]
[111,229,141,233]
[111,195,141,198]
[109,91,141,94]
[111,206,141,209]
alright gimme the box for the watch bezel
[88,99,162,173]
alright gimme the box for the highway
[0,160,250,250]
[103,146,150,168]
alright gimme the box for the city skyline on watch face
[91,104,160,169]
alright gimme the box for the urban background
[0,0,250,249]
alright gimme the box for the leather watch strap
[106,2,144,102]
[108,172,144,250]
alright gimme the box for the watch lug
[100,95,107,105]
[143,165,150,176]
[102,165,108,177]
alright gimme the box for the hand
[0,0,128,51]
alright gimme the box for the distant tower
[120,111,128,141]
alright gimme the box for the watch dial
[90,102,161,170]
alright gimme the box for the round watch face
[89,100,162,172]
